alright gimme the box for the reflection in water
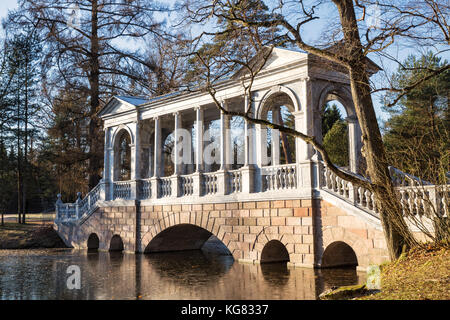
[0,249,366,300]
[143,251,234,286]
[260,263,290,287]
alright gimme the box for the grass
[359,242,450,300]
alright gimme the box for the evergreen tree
[383,53,449,184]
[0,28,41,222]
[322,103,343,136]
[323,120,349,167]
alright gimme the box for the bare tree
[7,0,167,188]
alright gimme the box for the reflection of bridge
[54,48,448,270]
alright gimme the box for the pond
[0,249,366,300]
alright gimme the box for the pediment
[98,96,147,118]
[232,47,307,79]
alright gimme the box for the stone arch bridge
[54,47,447,270]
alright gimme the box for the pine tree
[383,53,449,184]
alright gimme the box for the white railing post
[75,192,82,219]
[55,194,63,220]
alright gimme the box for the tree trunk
[88,0,103,189]
[22,54,29,224]
[334,0,417,260]
[16,80,22,224]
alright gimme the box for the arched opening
[260,240,290,264]
[322,100,349,169]
[321,241,358,268]
[144,224,231,255]
[262,93,297,166]
[114,129,131,181]
[87,233,99,250]
[109,234,124,252]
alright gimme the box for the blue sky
[0,0,447,125]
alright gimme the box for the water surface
[0,249,366,300]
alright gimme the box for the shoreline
[0,221,67,249]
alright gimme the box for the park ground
[0,215,65,249]
[360,242,450,300]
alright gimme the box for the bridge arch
[260,240,290,263]
[320,227,369,268]
[109,234,124,252]
[321,241,358,268]
[87,233,100,250]
[251,227,294,263]
[141,214,234,256]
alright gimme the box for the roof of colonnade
[98,46,380,121]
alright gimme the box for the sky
[0,0,447,125]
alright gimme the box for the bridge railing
[317,161,448,219]
[56,181,104,222]
[56,161,448,224]
[262,163,297,192]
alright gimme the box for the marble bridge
[54,48,447,270]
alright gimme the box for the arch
[316,84,355,118]
[320,227,368,268]
[321,241,358,268]
[256,87,298,166]
[260,240,290,263]
[109,234,124,252]
[143,222,232,256]
[87,233,100,250]
[256,85,300,120]
[110,124,134,146]
[316,84,362,172]
[113,129,132,181]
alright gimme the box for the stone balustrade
[56,160,449,224]
[319,162,448,219]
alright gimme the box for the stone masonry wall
[55,198,391,269]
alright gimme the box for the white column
[103,127,111,181]
[195,107,204,172]
[219,102,231,171]
[347,116,361,173]
[244,96,250,166]
[293,111,308,161]
[271,108,280,166]
[153,117,161,177]
[173,112,181,175]
[130,122,140,180]
[255,124,268,167]
[102,127,111,200]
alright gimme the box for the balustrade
[203,172,218,195]
[180,175,194,196]
[159,178,172,197]
[262,164,297,191]
[229,169,242,193]
[140,179,152,200]
[113,181,132,200]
